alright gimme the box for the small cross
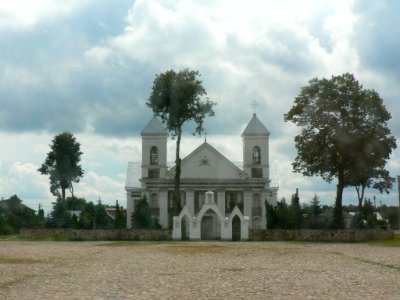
[251,100,258,113]
[204,130,207,143]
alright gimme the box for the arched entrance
[181,215,189,240]
[201,209,220,240]
[232,215,241,241]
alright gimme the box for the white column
[159,190,168,229]
[217,190,226,216]
[243,190,252,227]
[261,191,267,229]
[186,189,195,215]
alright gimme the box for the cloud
[0,0,365,138]
[1,0,400,212]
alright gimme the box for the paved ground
[0,241,399,299]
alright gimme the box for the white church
[125,113,278,240]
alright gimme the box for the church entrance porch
[201,210,220,240]
[173,191,249,241]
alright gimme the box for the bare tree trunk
[61,188,66,204]
[173,128,182,217]
[334,170,345,229]
[355,184,365,209]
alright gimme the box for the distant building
[1,195,35,213]
[125,113,278,239]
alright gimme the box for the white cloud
[0,0,84,29]
[74,171,125,206]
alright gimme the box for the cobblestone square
[0,241,399,299]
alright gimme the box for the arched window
[150,146,158,165]
[253,146,261,164]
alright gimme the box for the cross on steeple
[251,100,258,114]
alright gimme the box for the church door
[201,216,213,240]
[181,216,189,240]
[232,215,241,241]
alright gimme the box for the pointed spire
[242,113,270,136]
[141,116,168,136]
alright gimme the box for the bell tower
[242,113,270,183]
[141,116,168,180]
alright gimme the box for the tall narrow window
[253,146,261,164]
[150,146,158,165]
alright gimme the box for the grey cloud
[353,1,400,78]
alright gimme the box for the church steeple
[242,113,270,183]
[141,116,167,180]
[242,113,270,137]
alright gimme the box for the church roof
[141,116,168,136]
[242,113,270,136]
[169,141,247,179]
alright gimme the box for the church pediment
[174,142,246,180]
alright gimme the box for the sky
[0,0,400,213]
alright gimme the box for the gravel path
[0,241,399,299]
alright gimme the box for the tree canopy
[147,69,216,220]
[38,132,84,202]
[284,73,396,228]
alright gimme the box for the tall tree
[38,132,84,203]
[284,73,396,228]
[147,69,216,218]
[288,189,302,229]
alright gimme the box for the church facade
[125,113,278,237]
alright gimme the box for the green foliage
[275,198,289,229]
[131,196,160,229]
[49,198,73,228]
[284,73,396,228]
[48,197,110,229]
[147,69,215,138]
[147,69,216,217]
[302,194,329,229]
[38,132,84,202]
[94,200,109,229]
[288,191,302,229]
[114,201,126,229]
[65,196,86,210]
[381,205,399,229]
[265,200,277,229]
[131,196,151,229]
[351,198,378,229]
[0,195,41,232]
[80,201,96,229]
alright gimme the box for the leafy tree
[38,132,84,203]
[303,194,327,229]
[49,198,73,228]
[80,201,96,229]
[265,200,277,229]
[114,200,126,229]
[147,69,216,218]
[380,205,399,229]
[94,199,109,229]
[351,198,377,229]
[284,73,396,228]
[65,196,86,211]
[131,196,160,229]
[275,198,289,229]
[288,190,302,229]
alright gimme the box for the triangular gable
[228,206,245,222]
[175,142,246,180]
